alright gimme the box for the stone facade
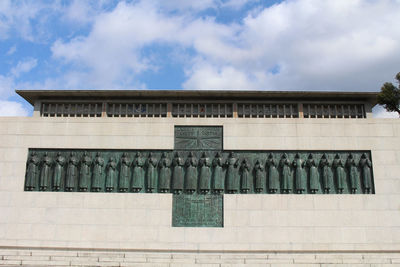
[0,91,399,265]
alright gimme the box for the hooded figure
[266,153,279,193]
[212,152,224,193]
[185,152,198,194]
[172,152,185,194]
[199,152,211,194]
[119,152,131,192]
[158,152,171,193]
[280,153,291,193]
[359,153,372,193]
[146,152,158,192]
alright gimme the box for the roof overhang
[16,90,379,106]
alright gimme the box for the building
[0,90,399,266]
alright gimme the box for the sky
[0,0,399,117]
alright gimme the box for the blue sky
[0,0,400,117]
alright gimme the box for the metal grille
[106,103,167,117]
[237,104,299,118]
[41,103,102,117]
[303,104,365,118]
[172,103,233,118]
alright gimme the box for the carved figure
[319,153,331,194]
[199,152,211,194]
[346,153,358,194]
[172,152,185,194]
[53,152,65,191]
[79,151,92,192]
[105,157,117,192]
[25,151,40,191]
[146,152,158,192]
[293,153,305,194]
[266,154,279,193]
[333,154,345,193]
[306,154,319,194]
[119,152,131,192]
[359,153,372,193]
[92,152,104,192]
[39,152,52,191]
[65,152,79,192]
[254,159,265,193]
[212,152,224,194]
[158,152,171,193]
[185,152,198,194]
[132,152,145,192]
[240,158,251,193]
[280,153,291,193]
[225,152,239,193]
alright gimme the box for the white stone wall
[0,117,399,253]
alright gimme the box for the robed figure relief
[119,153,131,192]
[319,153,331,194]
[333,154,345,194]
[346,153,358,194]
[306,154,319,194]
[185,152,198,194]
[39,152,52,191]
[132,152,145,192]
[266,154,279,194]
[65,152,79,192]
[105,157,117,192]
[225,152,239,194]
[199,152,211,194]
[158,152,171,193]
[79,152,92,192]
[53,152,65,191]
[92,152,105,192]
[293,153,306,194]
[280,153,291,194]
[240,159,251,193]
[172,152,185,194]
[212,152,224,194]
[146,152,158,193]
[26,152,40,191]
[254,159,265,193]
[359,153,372,194]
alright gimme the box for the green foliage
[377,72,400,115]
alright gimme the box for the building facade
[0,90,399,266]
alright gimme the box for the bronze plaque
[174,126,222,150]
[172,194,223,227]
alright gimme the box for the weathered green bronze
[174,126,223,150]
[172,194,223,227]
[24,149,375,194]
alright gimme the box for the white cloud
[48,0,400,91]
[10,58,37,78]
[0,100,29,116]
[6,45,16,55]
[372,105,399,118]
[0,0,46,41]
[0,74,14,99]
[52,1,184,88]
[184,0,400,90]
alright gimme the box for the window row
[41,102,367,119]
[303,104,365,118]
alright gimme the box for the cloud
[6,45,16,55]
[10,58,37,78]
[184,0,400,90]
[51,1,185,89]
[372,105,399,118]
[0,0,47,41]
[0,100,29,116]
[47,0,400,91]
